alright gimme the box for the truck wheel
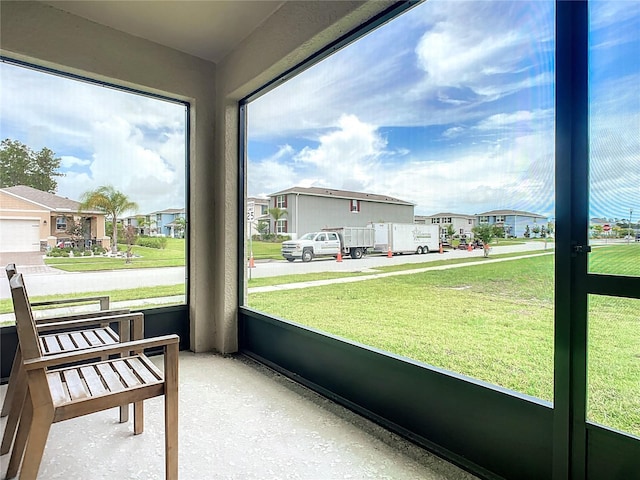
[423,246,429,254]
[416,246,423,255]
[302,249,313,263]
[286,258,295,262]
[350,248,363,259]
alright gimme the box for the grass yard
[44,238,185,271]
[248,249,640,437]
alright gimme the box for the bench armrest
[23,334,180,370]
[31,295,110,310]
[34,309,130,325]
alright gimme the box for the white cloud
[59,155,91,168]
[0,62,186,214]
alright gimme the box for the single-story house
[0,185,109,252]
[476,209,548,238]
[267,186,415,239]
[418,212,477,239]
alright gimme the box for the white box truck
[371,223,440,255]
[281,226,375,262]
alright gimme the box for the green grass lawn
[44,238,185,271]
[247,240,283,260]
[249,247,640,437]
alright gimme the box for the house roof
[0,185,101,214]
[424,212,476,218]
[151,208,185,215]
[269,186,414,206]
[476,209,547,218]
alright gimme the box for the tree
[173,217,186,238]
[268,207,288,237]
[256,220,270,239]
[524,225,531,238]
[0,139,64,192]
[446,223,455,240]
[532,224,541,238]
[80,186,138,254]
[65,217,89,248]
[123,225,138,263]
[472,224,496,257]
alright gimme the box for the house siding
[282,193,414,238]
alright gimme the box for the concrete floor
[0,352,479,480]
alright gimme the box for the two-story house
[476,209,548,238]
[267,186,415,239]
[418,212,477,240]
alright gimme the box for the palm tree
[268,207,288,237]
[80,186,138,253]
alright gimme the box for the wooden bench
[6,273,179,479]
[1,264,134,458]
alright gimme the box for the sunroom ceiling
[42,1,286,63]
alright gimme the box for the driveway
[0,251,45,267]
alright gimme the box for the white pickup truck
[281,227,375,262]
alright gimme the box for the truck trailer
[281,226,375,262]
[371,222,440,255]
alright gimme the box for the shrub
[136,237,168,249]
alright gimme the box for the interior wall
[0,0,218,351]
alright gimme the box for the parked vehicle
[370,223,439,255]
[281,226,375,262]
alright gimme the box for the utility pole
[629,208,633,244]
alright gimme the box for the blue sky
[0,1,638,221]
[0,63,186,215]
[247,0,639,221]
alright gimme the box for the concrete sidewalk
[248,251,554,294]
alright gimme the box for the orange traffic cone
[249,253,255,268]
[467,242,472,252]
[439,243,443,254]
[387,247,393,258]
[336,251,343,262]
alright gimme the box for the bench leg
[15,399,54,480]
[0,348,21,418]
[5,390,32,479]
[165,344,179,480]
[0,368,27,456]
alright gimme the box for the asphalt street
[0,241,555,300]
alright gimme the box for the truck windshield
[299,233,318,240]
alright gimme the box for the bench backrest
[9,274,43,360]
[5,263,17,280]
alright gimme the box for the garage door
[0,219,41,252]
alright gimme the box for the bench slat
[96,363,125,393]
[80,365,108,396]
[56,333,76,351]
[127,357,160,383]
[94,328,118,345]
[112,360,142,388]
[63,369,90,401]
[47,372,68,404]
[69,332,91,349]
[41,336,61,354]
[82,330,103,347]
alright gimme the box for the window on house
[350,199,360,212]
[495,216,505,223]
[245,0,556,404]
[0,60,188,317]
[276,195,287,208]
[276,219,287,234]
[56,216,67,231]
